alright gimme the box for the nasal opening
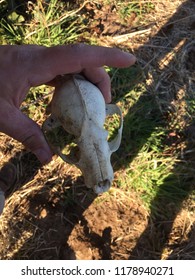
[93,179,111,194]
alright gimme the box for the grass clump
[0,0,83,45]
[119,0,155,19]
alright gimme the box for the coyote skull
[42,75,123,194]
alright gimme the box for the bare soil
[0,0,195,260]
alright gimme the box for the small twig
[130,43,173,50]
[34,247,57,252]
[112,28,152,43]
[63,216,75,226]
[166,14,195,26]
[20,90,54,111]
[142,42,172,70]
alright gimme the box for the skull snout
[94,179,111,194]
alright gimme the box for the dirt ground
[0,0,195,260]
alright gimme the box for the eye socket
[62,143,80,163]
[105,104,123,152]
[44,124,80,163]
[104,113,121,142]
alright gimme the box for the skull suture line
[42,75,123,194]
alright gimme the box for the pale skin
[0,44,136,165]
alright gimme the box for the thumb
[0,106,53,164]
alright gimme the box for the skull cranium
[42,75,123,194]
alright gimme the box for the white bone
[42,75,123,194]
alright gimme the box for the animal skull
[42,75,123,194]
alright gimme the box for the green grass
[0,0,82,45]
[111,81,175,206]
[118,1,155,19]
[107,60,195,219]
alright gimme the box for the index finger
[49,44,136,73]
[30,44,136,85]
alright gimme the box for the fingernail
[105,91,112,103]
[121,51,136,63]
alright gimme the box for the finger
[29,44,136,86]
[48,43,136,74]
[0,105,53,164]
[83,67,111,103]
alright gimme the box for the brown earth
[0,149,149,260]
[0,0,195,260]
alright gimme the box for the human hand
[0,44,136,164]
